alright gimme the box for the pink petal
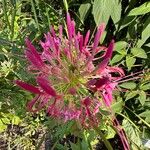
[93,23,105,51]
[37,76,56,97]
[107,66,125,77]
[94,77,109,89]
[25,39,43,63]
[47,32,56,52]
[27,95,40,112]
[102,83,117,107]
[95,57,109,74]
[50,26,57,39]
[59,25,63,40]
[84,30,90,46]
[15,80,41,94]
[104,39,114,60]
[66,13,72,40]
[95,40,114,74]
[83,97,91,106]
[79,35,83,52]
[25,50,44,69]
[71,20,76,36]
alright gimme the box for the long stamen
[115,70,145,82]
[117,76,142,84]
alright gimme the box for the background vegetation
[0,0,150,149]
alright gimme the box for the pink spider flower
[15,13,124,126]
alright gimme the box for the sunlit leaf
[110,54,124,65]
[111,100,124,113]
[128,2,150,16]
[92,0,111,26]
[138,91,146,105]
[126,55,136,71]
[111,0,121,28]
[125,91,138,101]
[137,16,150,47]
[78,2,91,24]
[131,48,147,59]
[122,119,144,149]
[119,82,136,89]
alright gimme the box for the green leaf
[140,83,150,91]
[128,2,150,16]
[81,140,89,150]
[126,55,136,71]
[114,41,128,52]
[114,41,127,57]
[99,108,111,116]
[119,16,136,30]
[125,91,138,101]
[105,126,116,139]
[12,116,21,125]
[122,119,144,149]
[131,48,147,59]
[92,0,111,26]
[137,16,150,47]
[145,43,150,47]
[110,54,124,65]
[139,110,150,123]
[111,100,124,113]
[70,142,81,150]
[110,0,121,28]
[1,117,10,124]
[138,91,146,105]
[63,0,69,11]
[100,31,107,44]
[78,2,91,24]
[0,37,12,46]
[0,120,7,133]
[119,82,136,89]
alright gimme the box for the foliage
[0,0,150,149]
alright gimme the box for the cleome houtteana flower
[15,13,125,128]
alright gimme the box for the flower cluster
[15,13,124,127]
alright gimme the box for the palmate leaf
[114,41,128,53]
[92,0,111,26]
[110,0,121,28]
[125,55,136,71]
[125,91,138,101]
[137,16,150,47]
[92,0,121,26]
[110,54,124,65]
[111,99,124,113]
[122,119,144,150]
[138,91,146,106]
[131,48,147,59]
[139,111,150,123]
[119,82,136,90]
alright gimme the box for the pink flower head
[15,13,124,128]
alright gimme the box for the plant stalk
[94,126,113,150]
[31,0,40,31]
[2,0,11,29]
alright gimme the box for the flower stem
[94,126,113,150]
[2,0,11,30]
[31,0,40,32]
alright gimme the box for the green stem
[31,0,40,31]
[11,4,17,40]
[125,106,150,128]
[51,140,58,150]
[46,7,50,27]
[2,0,11,29]
[94,127,113,150]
